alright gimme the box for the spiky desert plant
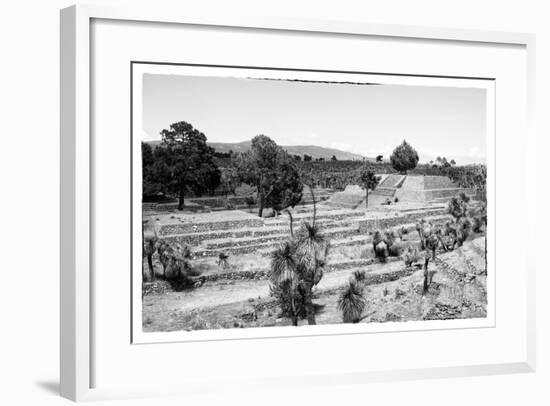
[384,229,397,248]
[269,221,330,326]
[443,221,458,250]
[396,225,408,241]
[158,243,197,291]
[142,219,159,281]
[295,221,330,325]
[434,227,449,252]
[156,239,171,279]
[425,230,439,260]
[217,252,229,270]
[353,270,367,285]
[143,235,158,281]
[447,193,470,222]
[456,217,472,246]
[269,240,298,286]
[401,245,420,268]
[415,219,426,249]
[296,221,329,274]
[422,249,432,294]
[338,280,367,323]
[269,240,301,325]
[372,229,383,252]
[269,280,304,324]
[472,216,484,233]
[372,230,389,262]
[166,256,196,291]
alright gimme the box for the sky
[141,73,487,164]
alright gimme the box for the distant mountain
[146,140,366,161]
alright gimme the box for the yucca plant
[156,239,171,279]
[217,252,229,270]
[401,245,420,268]
[269,220,329,326]
[353,270,367,285]
[143,235,158,281]
[338,280,366,323]
[472,216,484,233]
[295,221,329,325]
[142,219,159,281]
[269,240,301,325]
[372,230,388,262]
[456,217,472,246]
[415,219,426,250]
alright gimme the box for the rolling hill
[146,140,366,161]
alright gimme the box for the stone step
[372,187,397,197]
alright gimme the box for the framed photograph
[61,4,536,401]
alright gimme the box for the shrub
[353,270,367,284]
[384,229,397,248]
[235,183,257,196]
[472,216,484,233]
[217,252,229,269]
[372,230,389,261]
[395,225,408,241]
[338,280,366,323]
[166,257,197,291]
[401,245,420,267]
[447,193,469,221]
[456,218,472,246]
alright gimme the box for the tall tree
[390,140,419,174]
[156,121,221,210]
[236,135,303,217]
[359,168,380,209]
[268,155,303,214]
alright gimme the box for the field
[141,193,487,332]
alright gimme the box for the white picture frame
[60,4,536,402]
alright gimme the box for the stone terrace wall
[160,218,264,235]
[357,208,450,232]
[423,176,457,189]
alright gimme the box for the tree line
[142,121,304,216]
[143,121,486,214]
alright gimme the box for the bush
[401,245,420,267]
[235,183,257,196]
[244,195,256,207]
[338,280,366,323]
[472,216,484,233]
[353,270,367,284]
[456,218,472,246]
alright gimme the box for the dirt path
[144,256,415,313]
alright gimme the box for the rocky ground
[141,201,487,332]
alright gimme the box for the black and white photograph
[137,65,490,334]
